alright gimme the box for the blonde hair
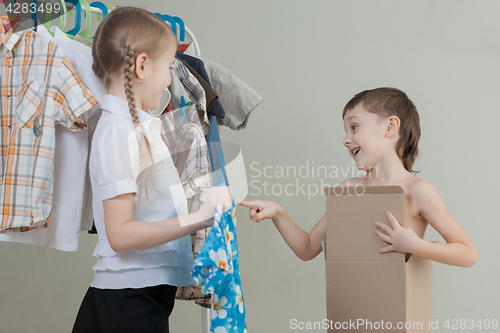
[92,6,177,202]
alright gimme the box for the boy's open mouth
[350,147,361,157]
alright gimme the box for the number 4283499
[443,319,498,330]
[5,2,61,14]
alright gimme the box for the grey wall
[1,1,499,332]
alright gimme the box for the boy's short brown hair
[343,87,421,174]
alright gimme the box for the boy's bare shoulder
[404,175,439,201]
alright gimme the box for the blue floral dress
[191,201,249,333]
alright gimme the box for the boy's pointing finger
[238,200,261,211]
[237,200,253,207]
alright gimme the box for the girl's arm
[104,187,232,253]
[238,200,325,261]
[375,179,477,267]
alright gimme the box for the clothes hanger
[181,96,188,125]
[43,0,67,35]
[65,0,82,36]
[31,0,38,32]
[57,0,67,30]
[154,13,177,39]
[77,0,93,40]
[4,0,22,31]
[43,0,54,32]
[89,1,108,22]
[171,16,185,42]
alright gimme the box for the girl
[238,87,477,267]
[72,7,232,333]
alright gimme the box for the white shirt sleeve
[92,123,138,200]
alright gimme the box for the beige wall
[1,1,498,332]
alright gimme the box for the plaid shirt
[159,104,213,308]
[0,18,98,232]
[170,58,210,135]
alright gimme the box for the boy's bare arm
[377,179,477,267]
[271,210,325,261]
[412,179,477,267]
[238,200,325,261]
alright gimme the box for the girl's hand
[374,211,422,254]
[197,187,233,226]
[237,200,282,222]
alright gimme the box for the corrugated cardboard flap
[324,185,404,196]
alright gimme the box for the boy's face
[342,103,389,172]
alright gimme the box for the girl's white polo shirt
[88,94,196,289]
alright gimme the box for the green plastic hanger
[58,0,67,30]
[77,0,93,40]
[43,1,54,34]
[43,0,67,36]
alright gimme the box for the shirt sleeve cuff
[100,179,137,200]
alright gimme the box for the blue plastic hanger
[181,96,187,125]
[154,13,177,39]
[65,0,82,36]
[31,0,38,32]
[90,1,108,22]
[171,16,185,42]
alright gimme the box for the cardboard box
[324,186,432,332]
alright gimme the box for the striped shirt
[0,17,98,232]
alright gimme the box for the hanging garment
[40,26,104,235]
[73,34,93,48]
[45,26,104,104]
[205,116,226,186]
[175,56,227,185]
[0,18,97,233]
[0,24,103,250]
[178,59,220,117]
[168,59,210,135]
[184,46,263,131]
[192,201,249,333]
[176,52,225,119]
[159,104,212,218]
[159,103,214,307]
[38,24,104,234]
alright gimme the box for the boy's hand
[374,211,421,254]
[237,200,282,222]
